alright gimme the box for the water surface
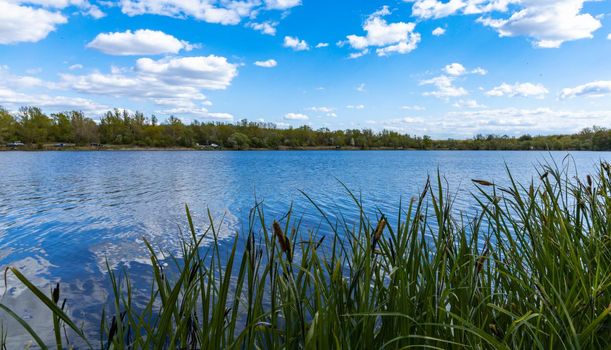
[0,150,608,344]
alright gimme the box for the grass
[1,160,611,349]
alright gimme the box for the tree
[422,135,432,149]
[70,111,99,144]
[51,113,74,142]
[18,107,52,144]
[228,132,250,149]
[1,105,610,151]
[0,107,18,143]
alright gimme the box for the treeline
[1,106,610,150]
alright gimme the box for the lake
[0,150,609,344]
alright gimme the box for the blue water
[0,150,608,344]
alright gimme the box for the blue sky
[1,0,610,138]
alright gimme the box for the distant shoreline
[0,145,607,152]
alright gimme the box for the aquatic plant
[1,161,610,349]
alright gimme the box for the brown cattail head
[273,221,292,263]
[476,245,490,274]
[372,217,387,250]
[52,283,60,304]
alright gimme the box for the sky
[1,0,611,138]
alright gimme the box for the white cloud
[159,107,234,120]
[444,62,466,76]
[560,81,611,99]
[208,112,235,120]
[119,0,256,25]
[117,0,300,25]
[87,29,195,56]
[283,36,309,50]
[486,82,548,98]
[608,33,611,40]
[315,42,329,48]
[135,56,237,89]
[342,6,421,57]
[60,55,238,113]
[284,112,309,120]
[411,0,466,19]
[265,0,301,10]
[442,107,611,136]
[0,59,236,120]
[83,3,106,19]
[432,27,446,36]
[420,75,468,98]
[453,99,485,108]
[420,63,488,99]
[409,0,522,19]
[307,106,337,117]
[410,0,601,48]
[401,105,426,111]
[443,62,486,76]
[356,83,366,92]
[349,50,369,59]
[478,0,601,48]
[68,64,83,70]
[308,106,334,113]
[471,67,487,75]
[0,87,109,114]
[3,0,106,19]
[254,59,278,68]
[247,21,277,36]
[0,2,67,44]
[0,66,55,89]
[346,104,365,109]
[374,107,611,137]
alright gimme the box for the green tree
[228,132,250,149]
[51,113,74,142]
[0,107,18,143]
[18,107,52,144]
[70,111,99,144]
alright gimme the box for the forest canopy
[1,106,610,151]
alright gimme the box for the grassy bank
[1,161,611,349]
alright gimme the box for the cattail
[476,245,490,274]
[273,221,292,263]
[372,217,386,250]
[52,283,60,304]
[489,323,501,337]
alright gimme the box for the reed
[1,161,610,349]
